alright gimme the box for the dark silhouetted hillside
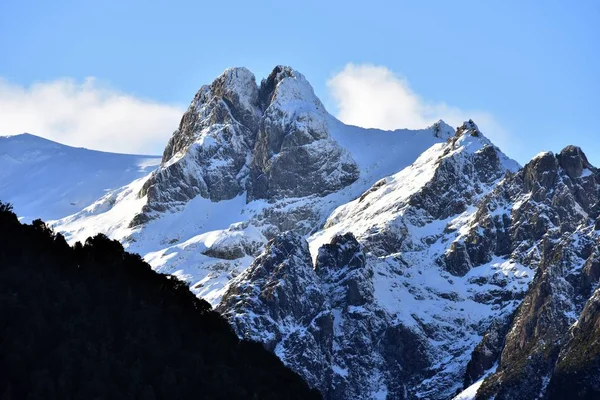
[0,202,321,400]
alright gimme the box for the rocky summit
[132,66,359,226]
[30,66,600,399]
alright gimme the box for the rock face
[443,146,599,286]
[219,232,429,400]
[248,66,359,201]
[463,313,514,388]
[132,68,260,225]
[452,146,600,399]
[218,232,331,392]
[546,287,600,399]
[132,66,358,225]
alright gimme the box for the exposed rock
[547,288,600,399]
[131,66,359,226]
[581,249,600,297]
[477,231,600,399]
[444,241,473,277]
[247,66,359,201]
[556,145,592,180]
[202,226,265,260]
[523,151,558,196]
[217,232,331,390]
[449,146,600,285]
[315,233,371,307]
[132,68,261,224]
[463,314,514,388]
[219,232,430,399]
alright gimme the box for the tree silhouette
[0,202,321,400]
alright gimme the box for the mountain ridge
[0,133,160,221]
[3,65,599,400]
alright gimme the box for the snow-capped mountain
[6,66,599,399]
[0,133,160,221]
[219,121,528,399]
[52,66,454,305]
[460,146,600,399]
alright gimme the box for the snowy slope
[32,66,600,399]
[54,124,451,304]
[0,133,160,221]
[52,67,455,307]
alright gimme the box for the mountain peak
[430,120,455,139]
[455,119,482,138]
[212,66,260,115]
[449,119,494,152]
[257,65,323,114]
[265,65,297,82]
[557,144,594,179]
[258,65,295,109]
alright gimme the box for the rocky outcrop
[475,238,575,399]
[201,225,265,260]
[463,313,515,388]
[132,68,261,225]
[217,232,331,391]
[219,232,430,399]
[444,146,600,283]
[547,287,600,399]
[455,147,600,399]
[131,66,359,226]
[248,66,359,202]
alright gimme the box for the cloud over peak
[0,65,512,156]
[327,63,510,150]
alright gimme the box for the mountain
[4,65,599,399]
[52,66,454,306]
[218,121,524,398]
[0,133,160,221]
[463,146,600,399]
[0,203,321,399]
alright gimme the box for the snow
[332,364,349,377]
[55,186,263,303]
[581,168,593,177]
[327,117,453,185]
[452,364,497,400]
[0,133,160,222]
[373,257,531,329]
[308,141,446,259]
[372,251,530,398]
[533,151,553,160]
[219,67,260,117]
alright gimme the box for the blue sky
[1,0,598,165]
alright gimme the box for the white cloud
[0,77,184,154]
[327,63,512,151]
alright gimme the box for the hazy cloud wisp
[327,63,511,151]
[0,77,183,154]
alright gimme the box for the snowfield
[0,133,160,221]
